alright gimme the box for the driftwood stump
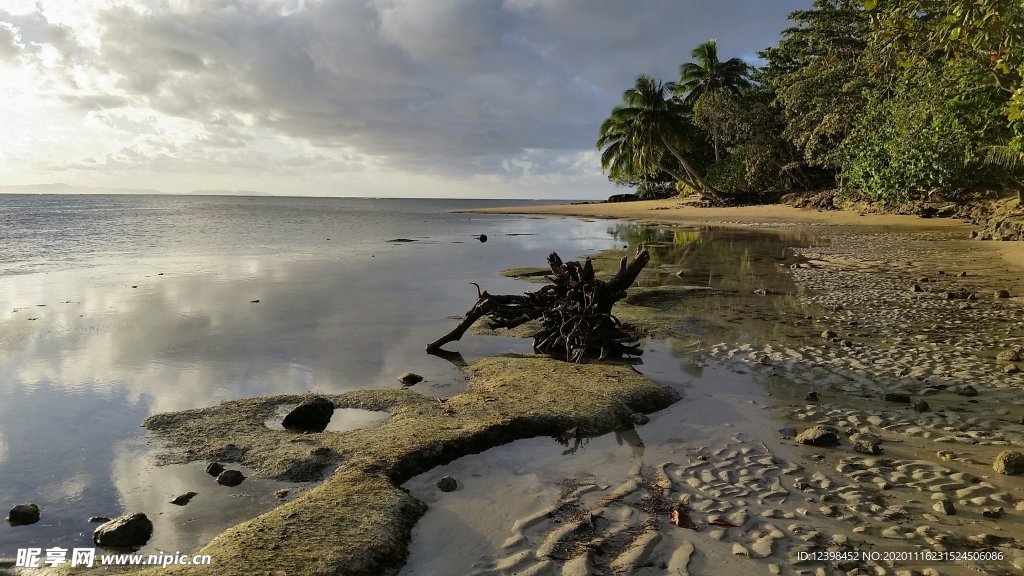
[427,249,650,362]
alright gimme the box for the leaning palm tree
[596,75,719,201]
[676,39,750,104]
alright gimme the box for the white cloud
[1,0,809,197]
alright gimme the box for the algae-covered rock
[993,450,1024,475]
[795,425,841,447]
[136,354,678,576]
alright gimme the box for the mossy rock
[116,354,678,576]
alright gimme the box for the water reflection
[0,212,623,554]
[0,212,820,558]
[609,223,821,346]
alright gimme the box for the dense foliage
[596,0,1024,205]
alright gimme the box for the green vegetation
[597,0,1023,206]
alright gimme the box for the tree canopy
[595,1,1023,205]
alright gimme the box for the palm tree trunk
[657,132,720,201]
[659,165,698,191]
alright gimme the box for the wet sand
[401,203,1024,575]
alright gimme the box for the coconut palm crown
[676,39,751,104]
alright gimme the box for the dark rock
[88,516,110,523]
[6,503,40,526]
[995,289,1010,298]
[933,500,956,515]
[913,400,930,412]
[778,426,797,439]
[1005,364,1021,374]
[993,450,1024,475]
[478,234,487,243]
[170,492,197,506]
[982,507,1004,519]
[282,396,335,433]
[805,391,818,402]
[911,284,924,293]
[630,413,650,425]
[205,462,225,477]
[821,330,837,339]
[958,271,968,277]
[398,372,424,386]
[436,475,457,492]
[795,425,841,447]
[883,392,911,403]
[945,290,974,300]
[955,384,979,397]
[93,513,153,549]
[216,470,246,487]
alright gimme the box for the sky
[0,0,810,199]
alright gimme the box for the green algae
[122,354,678,576]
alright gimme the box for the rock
[436,475,457,492]
[205,462,225,477]
[89,516,111,523]
[996,349,1022,362]
[478,234,487,243]
[630,413,650,425]
[6,503,40,526]
[911,284,924,293]
[958,271,968,277]
[996,289,1011,298]
[913,399,930,412]
[398,372,424,386]
[282,396,334,432]
[883,392,911,403]
[216,470,246,487]
[993,450,1024,475]
[93,513,153,549]
[795,425,841,447]
[169,492,197,506]
[821,330,837,340]
[1005,364,1021,374]
[779,426,797,439]
[275,489,290,499]
[955,384,978,397]
[932,500,956,515]
[982,507,1003,519]
[849,432,881,446]
[805,391,818,402]
[854,441,881,455]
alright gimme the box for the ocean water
[0,194,628,557]
[0,194,816,562]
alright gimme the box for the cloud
[0,21,22,61]
[4,0,810,194]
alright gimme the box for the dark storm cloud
[68,0,810,171]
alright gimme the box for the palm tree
[677,40,751,162]
[596,75,719,200]
[676,39,751,104]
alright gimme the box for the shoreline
[465,197,1024,276]
[72,204,1024,575]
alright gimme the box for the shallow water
[400,342,810,575]
[0,195,818,559]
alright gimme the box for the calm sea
[0,194,625,556]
